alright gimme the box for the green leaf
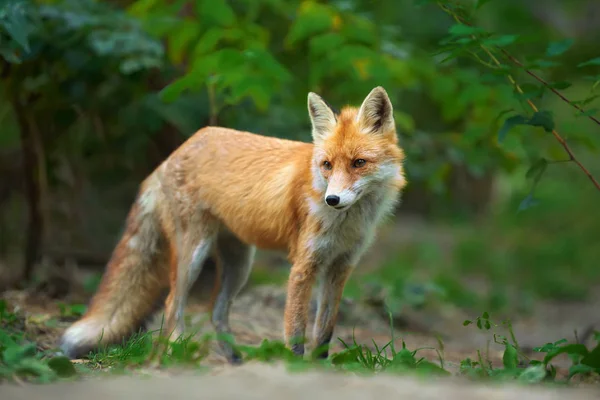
[580,108,599,117]
[0,0,33,53]
[448,24,485,37]
[549,81,572,90]
[581,343,600,369]
[498,111,554,143]
[159,73,202,103]
[15,358,56,381]
[244,48,292,81]
[518,83,544,100]
[390,348,417,368]
[47,356,77,377]
[483,34,518,47]
[331,347,360,365]
[518,194,539,212]
[194,28,224,55]
[0,329,18,348]
[309,32,345,57]
[546,39,574,57]
[543,344,589,365]
[167,20,201,64]
[414,360,450,376]
[526,59,561,70]
[502,344,518,369]
[518,365,547,383]
[498,114,528,142]
[578,57,600,68]
[475,0,493,10]
[340,15,377,46]
[286,2,334,46]
[69,304,87,317]
[3,343,37,366]
[525,158,548,186]
[573,95,600,108]
[568,364,597,379]
[196,0,235,27]
[528,111,555,132]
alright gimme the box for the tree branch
[500,49,600,127]
[438,2,600,192]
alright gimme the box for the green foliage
[332,326,449,376]
[130,0,293,113]
[0,0,35,61]
[498,111,555,143]
[432,0,600,205]
[57,303,87,319]
[0,302,77,383]
[462,311,600,382]
[85,329,212,370]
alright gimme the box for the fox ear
[357,86,395,135]
[308,92,337,143]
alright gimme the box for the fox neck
[304,181,398,267]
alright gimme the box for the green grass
[2,297,599,386]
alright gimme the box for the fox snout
[324,188,359,210]
[325,195,340,206]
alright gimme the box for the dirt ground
[3,283,600,400]
[2,217,600,396]
[4,362,600,400]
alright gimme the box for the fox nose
[325,195,340,207]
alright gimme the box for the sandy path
[3,363,600,400]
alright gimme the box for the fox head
[308,86,406,211]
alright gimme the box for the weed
[57,303,87,319]
[462,311,600,383]
[0,300,76,383]
[0,330,76,383]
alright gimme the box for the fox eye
[353,159,366,168]
[323,161,332,170]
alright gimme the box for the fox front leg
[312,261,353,359]
[283,260,318,356]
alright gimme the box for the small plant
[0,300,18,327]
[531,336,600,381]
[85,328,213,370]
[331,314,448,376]
[0,329,76,383]
[57,303,87,319]
[462,311,600,383]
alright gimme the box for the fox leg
[211,231,255,364]
[163,220,217,340]
[284,257,318,357]
[312,261,353,359]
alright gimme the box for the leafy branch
[436,1,600,194]
[500,50,600,127]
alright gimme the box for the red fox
[59,86,407,363]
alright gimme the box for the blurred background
[0,0,599,342]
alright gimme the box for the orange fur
[59,86,407,362]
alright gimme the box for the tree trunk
[12,96,42,282]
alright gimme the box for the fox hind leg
[163,217,218,341]
[211,230,255,364]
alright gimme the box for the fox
[59,86,407,363]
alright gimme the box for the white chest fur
[306,187,399,267]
